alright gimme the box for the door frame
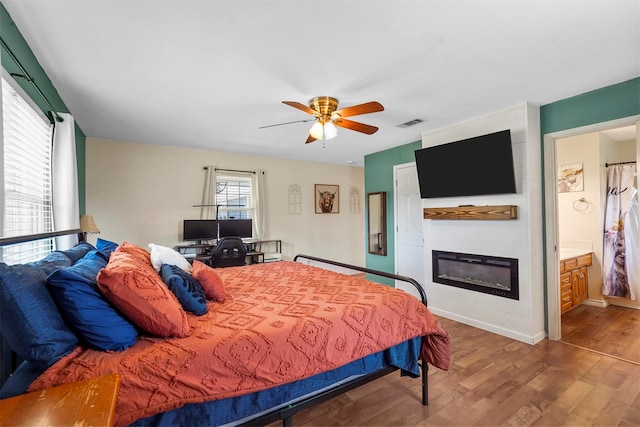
[393,161,423,287]
[543,115,639,340]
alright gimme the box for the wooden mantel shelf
[423,205,518,220]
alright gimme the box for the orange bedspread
[29,261,450,426]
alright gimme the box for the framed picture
[315,184,339,214]
[557,163,584,193]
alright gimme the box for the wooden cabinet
[572,267,588,307]
[560,271,573,313]
[560,252,592,314]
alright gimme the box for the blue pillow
[0,361,42,399]
[47,250,138,351]
[96,238,119,256]
[160,264,208,316]
[0,253,78,370]
[58,242,95,264]
[31,250,74,275]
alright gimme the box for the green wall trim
[364,140,422,282]
[541,77,640,135]
[1,3,87,213]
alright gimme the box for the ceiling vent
[397,118,424,128]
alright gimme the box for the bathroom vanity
[560,250,593,314]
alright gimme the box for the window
[1,74,54,264]
[215,175,253,220]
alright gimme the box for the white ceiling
[3,0,639,166]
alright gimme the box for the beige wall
[85,138,365,265]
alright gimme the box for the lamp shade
[79,215,100,233]
[309,121,338,140]
[323,122,338,140]
[309,121,324,140]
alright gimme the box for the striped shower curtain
[602,163,638,298]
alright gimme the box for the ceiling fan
[261,96,384,144]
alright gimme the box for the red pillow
[97,245,190,338]
[192,260,226,302]
[118,241,152,262]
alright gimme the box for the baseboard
[584,298,609,307]
[429,307,546,345]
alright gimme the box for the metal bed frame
[238,254,430,427]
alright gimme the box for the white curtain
[602,163,637,298]
[252,170,265,240]
[200,166,218,219]
[52,113,79,250]
[624,187,639,300]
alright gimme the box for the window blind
[1,76,54,263]
[215,175,253,219]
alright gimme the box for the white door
[394,162,425,301]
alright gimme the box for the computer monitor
[183,219,218,244]
[218,219,252,239]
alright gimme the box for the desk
[0,373,120,426]
[176,239,281,266]
[246,251,264,264]
[255,240,282,262]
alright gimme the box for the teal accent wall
[364,140,422,283]
[1,3,87,213]
[540,77,639,135]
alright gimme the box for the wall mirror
[367,192,387,256]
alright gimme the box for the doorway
[544,116,639,361]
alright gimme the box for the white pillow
[148,243,192,273]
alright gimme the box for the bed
[0,238,450,426]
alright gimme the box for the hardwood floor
[267,317,640,426]
[561,304,640,365]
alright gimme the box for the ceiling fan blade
[332,101,384,118]
[305,134,317,144]
[282,101,319,116]
[334,118,379,135]
[257,118,314,129]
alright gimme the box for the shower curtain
[602,163,638,298]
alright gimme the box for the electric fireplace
[432,250,519,300]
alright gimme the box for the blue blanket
[130,337,422,426]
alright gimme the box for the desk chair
[211,237,247,268]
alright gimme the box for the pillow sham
[119,241,152,262]
[0,251,78,370]
[47,250,138,351]
[97,246,190,338]
[191,260,226,302]
[96,238,119,256]
[58,241,96,264]
[149,243,192,273]
[160,264,208,316]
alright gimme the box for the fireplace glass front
[432,250,519,300]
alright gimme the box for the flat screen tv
[414,129,517,198]
[218,219,253,239]
[183,219,218,243]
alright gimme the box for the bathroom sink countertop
[559,248,593,260]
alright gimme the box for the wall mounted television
[183,219,218,244]
[218,219,253,239]
[414,129,517,198]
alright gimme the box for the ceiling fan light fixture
[323,121,338,139]
[309,121,325,140]
[281,96,383,144]
[309,120,338,140]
